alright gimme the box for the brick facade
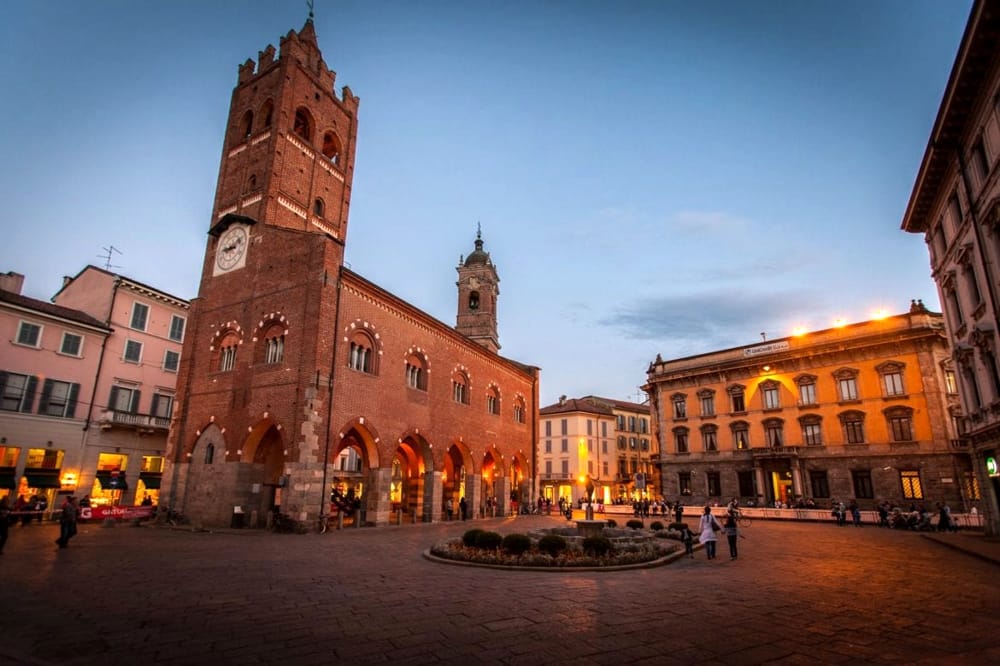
[163,21,538,529]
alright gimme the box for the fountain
[576,476,606,537]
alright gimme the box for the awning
[23,468,61,489]
[138,472,162,490]
[96,470,129,491]
[0,467,16,489]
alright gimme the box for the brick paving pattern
[1,516,998,664]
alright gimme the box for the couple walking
[698,505,741,560]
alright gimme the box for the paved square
[1,516,998,664]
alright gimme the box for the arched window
[486,385,500,415]
[240,110,253,139]
[884,406,914,442]
[293,107,313,142]
[700,424,718,451]
[260,100,274,129]
[405,352,427,391]
[313,198,325,217]
[348,332,376,374]
[731,421,750,449]
[513,396,526,424]
[876,361,906,397]
[839,410,866,444]
[265,333,284,365]
[217,330,240,372]
[204,443,215,465]
[452,370,469,405]
[795,374,818,406]
[762,418,784,448]
[671,393,687,419]
[247,174,257,192]
[468,291,480,311]
[322,131,342,165]
[799,414,823,446]
[673,427,689,453]
[833,367,860,402]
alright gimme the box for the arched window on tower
[405,352,427,391]
[260,100,273,129]
[218,332,239,372]
[293,107,313,142]
[322,131,342,165]
[486,386,500,415]
[452,370,469,405]
[240,110,253,139]
[468,291,480,311]
[247,174,257,192]
[348,331,376,375]
[313,198,325,218]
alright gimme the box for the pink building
[0,267,189,514]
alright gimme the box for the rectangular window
[130,302,150,331]
[810,471,830,498]
[602,440,607,454]
[706,472,721,497]
[151,393,174,419]
[545,461,552,475]
[545,421,552,437]
[266,337,284,365]
[602,461,609,477]
[163,350,180,372]
[220,346,236,372]
[765,423,783,447]
[731,391,745,413]
[587,420,593,436]
[124,340,143,364]
[560,438,568,453]
[852,470,874,499]
[544,439,552,454]
[700,395,715,416]
[1,373,36,412]
[889,416,913,442]
[972,138,990,181]
[673,399,687,419]
[703,430,717,451]
[169,315,186,342]
[962,471,981,500]
[845,419,865,444]
[616,414,625,430]
[838,377,859,401]
[883,372,905,397]
[16,321,41,347]
[39,379,78,418]
[737,471,755,497]
[763,386,780,409]
[734,427,749,450]
[678,472,692,496]
[803,422,822,446]
[676,432,688,453]
[60,332,83,356]
[561,419,567,435]
[900,470,923,500]
[601,422,607,437]
[561,460,569,475]
[798,383,816,406]
[945,370,957,395]
[629,416,637,432]
[109,386,140,413]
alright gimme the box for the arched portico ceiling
[240,415,285,463]
[396,429,433,474]
[480,445,507,477]
[335,416,381,469]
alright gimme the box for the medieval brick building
[162,19,538,528]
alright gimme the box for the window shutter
[0,372,7,398]
[67,383,80,418]
[108,387,119,412]
[38,378,53,414]
[130,390,141,414]
[22,375,38,413]
[150,394,160,417]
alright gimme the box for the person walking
[674,501,684,524]
[56,495,79,548]
[445,497,454,521]
[849,499,862,527]
[723,514,741,560]
[679,522,695,559]
[698,506,721,560]
[0,496,10,554]
[459,496,468,521]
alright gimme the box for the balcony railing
[98,410,170,433]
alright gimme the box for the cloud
[598,288,821,355]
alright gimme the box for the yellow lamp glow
[833,318,847,328]
[792,326,807,336]
[871,308,888,320]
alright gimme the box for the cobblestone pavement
[1,516,998,665]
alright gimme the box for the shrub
[502,533,532,556]
[605,519,617,528]
[538,534,568,557]
[650,521,664,531]
[626,519,644,530]
[462,529,485,547]
[474,530,503,550]
[582,536,613,557]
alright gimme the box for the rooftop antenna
[99,245,122,272]
[307,0,314,22]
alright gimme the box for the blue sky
[0,1,972,406]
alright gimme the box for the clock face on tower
[214,224,249,275]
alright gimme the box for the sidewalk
[922,531,1000,566]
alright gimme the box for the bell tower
[456,227,500,353]
[210,18,359,243]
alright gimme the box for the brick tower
[164,19,361,524]
[456,227,500,353]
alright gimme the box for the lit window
[900,470,923,500]
[732,422,750,449]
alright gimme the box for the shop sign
[987,456,999,478]
[80,505,155,521]
[743,341,790,358]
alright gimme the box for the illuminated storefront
[0,444,19,500]
[90,452,128,506]
[18,447,64,513]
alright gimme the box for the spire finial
[477,221,482,241]
[307,0,315,22]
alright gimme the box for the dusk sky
[0,1,973,406]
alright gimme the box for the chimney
[0,271,25,294]
[559,395,567,406]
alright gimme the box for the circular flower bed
[426,526,681,570]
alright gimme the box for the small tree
[626,519,644,530]
[462,529,485,547]
[650,521,664,531]
[582,536,613,557]
[538,534,568,557]
[502,533,532,556]
[474,530,503,550]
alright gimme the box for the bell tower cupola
[456,225,500,353]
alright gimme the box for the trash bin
[231,506,245,529]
